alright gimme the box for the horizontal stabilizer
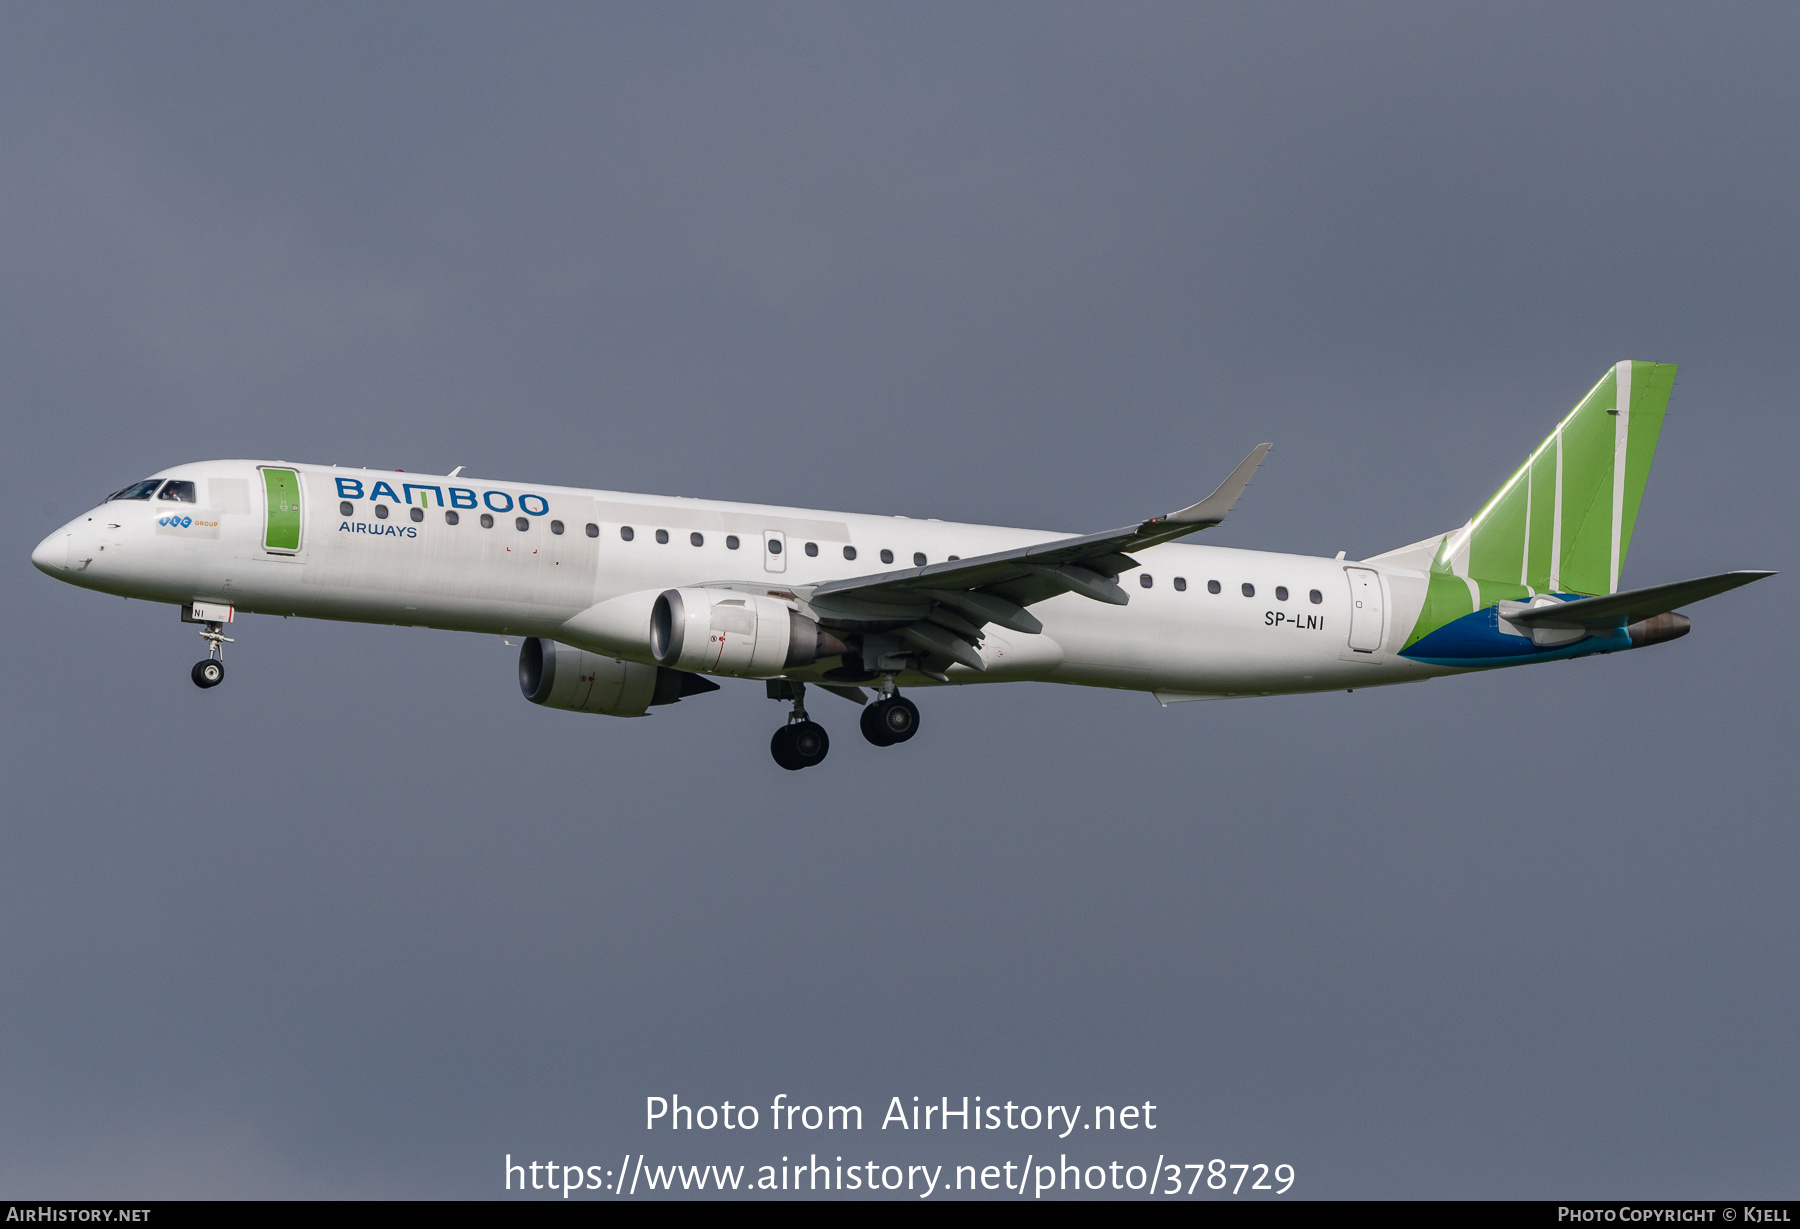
[1507,570,1775,630]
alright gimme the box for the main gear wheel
[859,695,919,746]
[772,720,830,770]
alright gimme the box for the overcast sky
[2,2,1795,1199]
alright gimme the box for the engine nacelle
[650,588,845,677]
[519,637,718,717]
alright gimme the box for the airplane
[32,361,1773,770]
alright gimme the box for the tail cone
[1627,612,1691,648]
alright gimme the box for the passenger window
[655,529,669,544]
[411,506,424,523]
[948,555,960,561]
[1140,574,1154,588]
[108,480,162,501]
[768,538,783,555]
[446,511,460,526]
[1174,577,1187,592]
[515,517,529,531]
[1241,582,1255,597]
[690,532,704,547]
[619,525,633,540]
[480,513,494,528]
[1275,586,1288,601]
[843,545,857,560]
[375,505,389,520]
[339,501,354,516]
[1207,580,1222,594]
[1309,589,1322,604]
[157,480,198,503]
[913,552,926,566]
[726,535,739,550]
[586,523,598,538]
[805,542,818,557]
[551,520,564,535]
[880,549,894,564]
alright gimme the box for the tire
[770,725,803,770]
[880,695,919,743]
[861,700,896,747]
[788,720,829,768]
[191,660,224,689]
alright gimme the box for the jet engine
[650,588,847,678]
[519,637,718,717]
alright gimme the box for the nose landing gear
[768,681,829,770]
[182,603,234,690]
[190,623,231,689]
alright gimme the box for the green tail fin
[1439,360,1676,597]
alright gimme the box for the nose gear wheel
[190,617,232,689]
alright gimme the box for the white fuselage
[35,460,1449,701]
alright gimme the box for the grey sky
[2,2,1795,1198]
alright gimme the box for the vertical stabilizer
[1436,360,1675,598]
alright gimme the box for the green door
[262,467,302,552]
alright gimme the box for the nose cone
[32,529,69,575]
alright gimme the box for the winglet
[1147,442,1272,530]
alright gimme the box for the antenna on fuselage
[448,466,464,477]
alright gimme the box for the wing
[801,444,1271,673]
[1505,570,1776,630]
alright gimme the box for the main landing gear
[766,676,923,768]
[860,695,919,746]
[859,675,919,748]
[769,681,830,771]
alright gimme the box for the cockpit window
[108,480,162,501]
[157,480,198,503]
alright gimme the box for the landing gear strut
[191,622,231,690]
[860,675,919,747]
[182,603,235,690]
[768,681,829,770]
